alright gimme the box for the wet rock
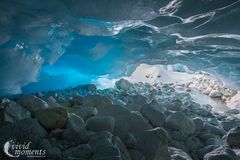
[40,139,62,159]
[227,127,240,148]
[185,136,203,151]
[89,131,130,160]
[128,149,146,160]
[198,145,220,159]
[82,95,112,112]
[166,99,183,111]
[68,96,83,107]
[99,105,152,138]
[225,109,240,115]
[122,133,137,149]
[67,113,85,130]
[203,122,226,136]
[143,100,167,113]
[166,112,195,135]
[209,90,222,98]
[169,147,192,160]
[193,117,204,131]
[74,84,97,92]
[86,116,115,133]
[71,105,98,121]
[63,127,93,144]
[0,118,47,150]
[35,107,68,130]
[3,101,30,123]
[17,95,48,113]
[204,146,239,160]
[140,105,166,127]
[220,121,240,131]
[133,127,170,160]
[115,78,134,92]
[127,95,147,105]
[64,144,92,159]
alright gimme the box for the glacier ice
[0,0,240,96]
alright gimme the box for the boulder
[17,95,48,113]
[3,101,30,123]
[220,121,240,131]
[122,133,137,149]
[227,127,240,148]
[64,144,92,159]
[89,131,131,160]
[0,118,47,154]
[71,105,98,121]
[133,127,170,160]
[82,95,112,112]
[74,84,97,92]
[204,146,239,160]
[169,147,192,160]
[99,105,152,138]
[166,112,195,135]
[209,90,222,98]
[140,105,166,127]
[68,96,83,107]
[115,79,134,92]
[39,139,62,159]
[225,109,240,115]
[86,116,115,133]
[193,117,204,131]
[35,107,68,130]
[142,100,167,113]
[128,149,146,160]
[203,122,226,136]
[66,113,85,130]
[127,95,147,105]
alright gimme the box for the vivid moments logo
[3,139,46,158]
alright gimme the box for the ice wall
[0,0,240,96]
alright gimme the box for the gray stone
[63,127,93,144]
[35,107,68,130]
[40,139,62,159]
[115,79,134,92]
[3,101,30,123]
[67,113,85,131]
[225,109,240,115]
[143,100,167,113]
[140,105,166,127]
[169,147,192,160]
[133,127,170,160]
[72,105,98,121]
[74,84,97,92]
[64,144,92,159]
[17,95,48,113]
[193,117,204,131]
[203,122,226,136]
[68,96,83,107]
[86,116,115,133]
[220,121,240,131]
[127,95,147,105]
[128,149,146,160]
[166,112,195,135]
[204,146,239,160]
[122,133,137,149]
[227,127,240,148]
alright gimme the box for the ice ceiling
[0,0,240,96]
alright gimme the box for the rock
[71,105,98,121]
[64,144,92,159]
[133,127,170,160]
[40,139,62,159]
[143,100,167,113]
[63,127,94,144]
[128,149,146,160]
[227,127,240,148]
[17,95,48,113]
[49,128,64,139]
[74,84,97,92]
[204,146,239,160]
[67,113,85,130]
[99,105,152,138]
[185,136,203,151]
[122,133,137,149]
[126,104,142,111]
[0,118,47,152]
[89,131,131,160]
[68,96,83,107]
[3,101,30,123]
[166,112,195,135]
[86,116,115,133]
[169,147,192,160]
[209,90,222,98]
[127,95,147,105]
[225,109,240,115]
[82,95,112,112]
[220,121,240,131]
[165,99,183,111]
[198,145,220,159]
[193,117,204,131]
[203,122,226,136]
[115,78,134,92]
[35,107,68,130]
[140,105,166,127]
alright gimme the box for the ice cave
[0,0,240,159]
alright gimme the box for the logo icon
[3,139,46,158]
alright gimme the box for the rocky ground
[0,79,240,160]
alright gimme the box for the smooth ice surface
[0,0,240,96]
